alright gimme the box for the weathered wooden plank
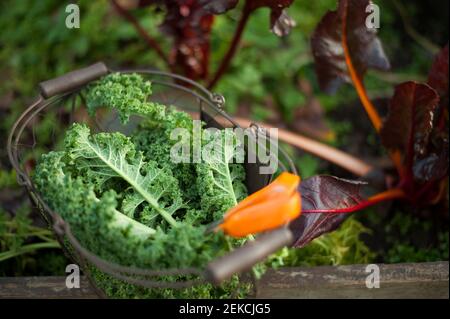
[0,276,99,299]
[0,262,448,299]
[256,262,449,299]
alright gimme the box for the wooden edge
[0,275,99,299]
[0,262,448,299]
[256,261,449,299]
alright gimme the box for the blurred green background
[0,0,448,276]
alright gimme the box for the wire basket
[7,62,297,298]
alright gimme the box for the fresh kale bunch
[33,73,250,298]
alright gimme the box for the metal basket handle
[39,62,109,98]
[205,227,294,285]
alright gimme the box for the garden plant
[0,0,448,299]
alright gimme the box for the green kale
[34,152,153,264]
[132,125,202,211]
[33,149,247,298]
[86,72,201,208]
[84,71,248,223]
[89,266,250,299]
[32,72,251,298]
[33,151,229,269]
[85,72,195,130]
[196,129,247,221]
[64,123,184,229]
[85,73,166,124]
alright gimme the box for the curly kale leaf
[196,129,247,221]
[86,72,195,129]
[85,73,166,124]
[85,73,199,209]
[33,151,227,269]
[86,75,191,156]
[84,72,248,221]
[33,152,155,261]
[132,125,201,210]
[64,123,184,228]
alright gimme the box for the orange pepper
[217,172,302,238]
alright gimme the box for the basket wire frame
[7,68,296,295]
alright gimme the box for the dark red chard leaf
[290,176,366,248]
[428,44,449,134]
[311,0,390,93]
[271,10,296,37]
[247,0,296,36]
[380,82,440,182]
[413,137,449,182]
[428,44,449,107]
[417,44,449,185]
[143,0,238,80]
[413,121,449,183]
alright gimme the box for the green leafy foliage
[0,169,17,189]
[0,0,166,97]
[86,73,165,123]
[269,218,374,267]
[295,154,320,179]
[64,124,182,228]
[0,206,62,275]
[382,212,449,263]
[33,152,225,269]
[132,125,202,209]
[32,73,250,298]
[196,129,248,221]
